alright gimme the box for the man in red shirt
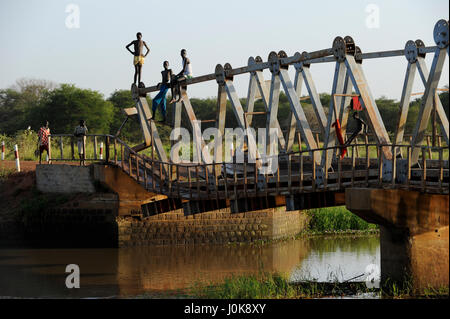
[37,121,51,164]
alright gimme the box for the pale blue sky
[0,0,448,100]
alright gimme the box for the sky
[0,0,448,101]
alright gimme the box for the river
[0,234,379,298]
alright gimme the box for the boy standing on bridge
[152,61,173,123]
[74,120,88,166]
[126,32,150,85]
[37,121,51,164]
[169,49,193,103]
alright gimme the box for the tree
[0,78,56,134]
[30,84,114,134]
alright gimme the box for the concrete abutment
[346,188,449,292]
[10,164,308,247]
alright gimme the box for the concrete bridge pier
[346,188,449,292]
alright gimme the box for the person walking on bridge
[126,32,150,85]
[152,61,173,124]
[74,120,88,166]
[169,49,193,103]
[37,121,51,164]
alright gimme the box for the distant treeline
[0,78,448,144]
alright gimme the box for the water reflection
[117,239,310,296]
[0,234,379,298]
[291,235,380,283]
[0,249,119,298]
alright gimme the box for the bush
[306,206,378,232]
[0,130,41,161]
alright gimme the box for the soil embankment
[0,161,78,223]
[0,162,37,223]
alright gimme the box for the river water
[0,234,379,298]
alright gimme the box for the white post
[99,142,104,160]
[230,141,234,159]
[14,144,20,172]
[1,141,4,160]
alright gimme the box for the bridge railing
[47,134,118,162]
[47,134,449,197]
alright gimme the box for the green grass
[191,271,448,299]
[305,206,378,233]
[191,272,298,299]
[191,271,378,299]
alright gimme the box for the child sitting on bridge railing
[152,61,173,124]
[169,49,193,104]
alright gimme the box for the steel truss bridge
[49,19,449,216]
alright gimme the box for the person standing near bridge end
[74,120,88,166]
[126,32,150,85]
[37,121,51,164]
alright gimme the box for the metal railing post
[71,136,75,160]
[351,145,355,187]
[59,136,63,160]
[105,136,110,163]
[391,144,396,187]
[94,136,98,160]
[422,147,426,192]
[378,145,383,187]
[406,146,411,189]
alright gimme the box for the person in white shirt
[169,49,193,103]
[74,120,88,166]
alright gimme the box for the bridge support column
[346,188,449,292]
[378,224,449,291]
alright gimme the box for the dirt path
[1,160,41,172]
[1,160,80,173]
